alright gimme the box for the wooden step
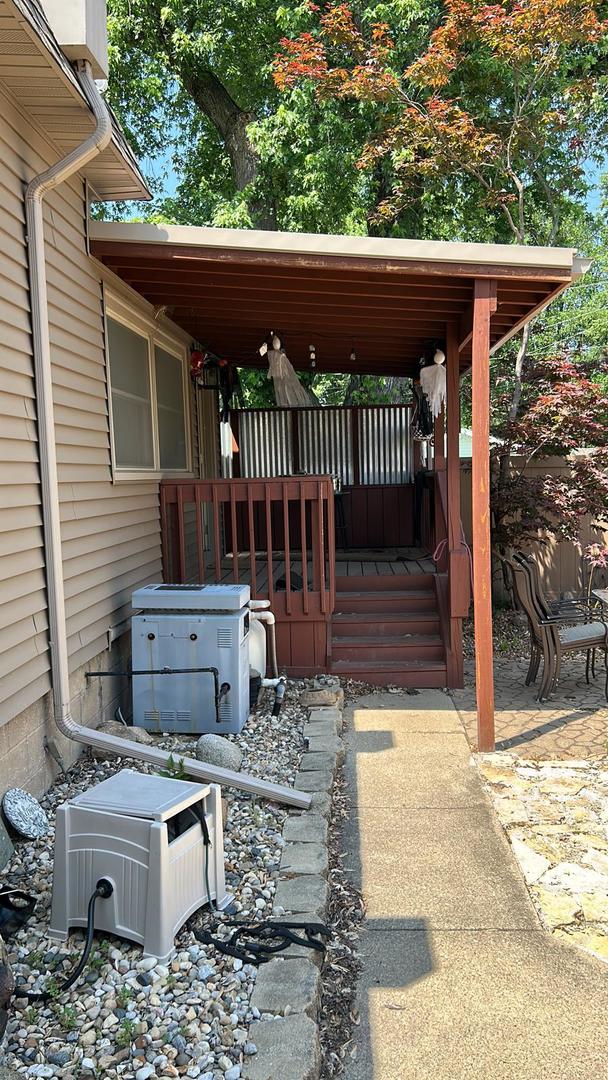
[336,589,437,613]
[332,610,441,636]
[335,573,435,592]
[332,634,444,662]
[329,658,447,688]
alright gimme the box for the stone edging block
[242,1014,321,1080]
[245,686,344,1080]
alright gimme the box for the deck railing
[160,477,336,618]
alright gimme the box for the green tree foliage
[106,1,446,234]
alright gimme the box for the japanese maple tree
[275,0,608,415]
[489,356,608,551]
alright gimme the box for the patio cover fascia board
[90,221,585,377]
[3,0,150,202]
[89,220,582,277]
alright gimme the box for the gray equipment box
[132,584,251,735]
[49,770,229,963]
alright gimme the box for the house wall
[0,85,191,794]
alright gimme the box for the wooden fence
[460,456,608,599]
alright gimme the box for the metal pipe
[250,611,279,678]
[26,62,309,811]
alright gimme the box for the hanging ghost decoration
[262,333,316,408]
[419,348,446,420]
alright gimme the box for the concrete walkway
[342,690,608,1080]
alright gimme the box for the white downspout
[26,61,308,810]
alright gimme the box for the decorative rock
[298,752,337,774]
[282,815,328,845]
[250,958,321,1018]
[294,770,333,794]
[47,1050,71,1066]
[540,862,608,895]
[304,735,345,765]
[242,1014,320,1080]
[579,893,608,921]
[225,1068,241,1080]
[555,928,608,961]
[136,1066,156,1080]
[195,735,243,772]
[280,843,328,877]
[301,689,344,709]
[2,789,49,839]
[0,818,13,872]
[509,837,551,884]
[306,707,342,733]
[94,720,153,760]
[530,886,581,928]
[273,875,328,916]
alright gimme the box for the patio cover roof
[90,222,588,377]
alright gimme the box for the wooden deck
[214,547,435,593]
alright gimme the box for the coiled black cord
[17,879,113,1003]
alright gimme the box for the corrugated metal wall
[298,408,353,484]
[236,409,294,478]
[0,86,189,728]
[234,406,412,486]
[358,406,411,484]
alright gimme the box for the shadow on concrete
[347,730,394,754]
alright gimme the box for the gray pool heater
[131,583,251,735]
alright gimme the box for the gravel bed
[2,683,307,1080]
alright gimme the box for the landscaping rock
[282,815,328,845]
[295,769,333,793]
[305,735,345,764]
[301,688,344,709]
[273,874,328,915]
[530,886,581,928]
[509,837,551,884]
[0,821,13,873]
[280,842,328,877]
[307,707,342,732]
[242,1014,321,1080]
[195,734,243,772]
[250,957,321,1018]
[299,751,337,773]
[93,719,153,760]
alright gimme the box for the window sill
[112,469,195,484]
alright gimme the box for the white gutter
[26,61,308,810]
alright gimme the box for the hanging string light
[309,343,316,370]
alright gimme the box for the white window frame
[104,293,193,481]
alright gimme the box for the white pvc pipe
[250,610,279,679]
[26,62,309,811]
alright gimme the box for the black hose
[17,879,113,1003]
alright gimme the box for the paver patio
[452,658,608,758]
[342,689,608,1080]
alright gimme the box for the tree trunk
[180,68,276,230]
[508,322,531,423]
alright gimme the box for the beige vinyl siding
[0,85,184,728]
[0,87,49,725]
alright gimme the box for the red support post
[471,280,497,751]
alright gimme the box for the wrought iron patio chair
[500,555,608,701]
